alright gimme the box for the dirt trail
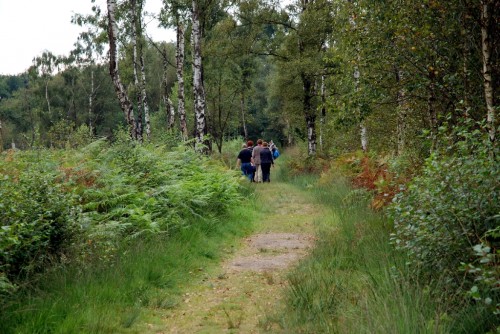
[145,181,322,333]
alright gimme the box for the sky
[0,0,175,75]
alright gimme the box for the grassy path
[138,180,326,333]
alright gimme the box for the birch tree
[176,20,188,139]
[33,51,58,119]
[107,0,137,139]
[192,0,209,152]
[480,0,496,143]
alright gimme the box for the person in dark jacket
[260,141,274,182]
[236,141,254,181]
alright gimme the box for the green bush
[0,152,80,282]
[389,122,499,292]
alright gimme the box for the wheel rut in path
[146,182,321,334]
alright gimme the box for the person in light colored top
[251,139,263,183]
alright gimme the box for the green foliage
[0,141,242,295]
[0,151,80,281]
[0,196,256,334]
[390,122,500,316]
[271,171,454,333]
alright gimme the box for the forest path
[143,179,324,333]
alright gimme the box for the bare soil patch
[228,233,315,272]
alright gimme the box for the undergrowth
[0,139,254,333]
[267,148,497,333]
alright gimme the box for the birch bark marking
[176,21,188,140]
[107,0,136,139]
[481,0,495,143]
[140,52,151,140]
[137,0,150,140]
[349,0,367,152]
[131,0,143,142]
[192,0,208,151]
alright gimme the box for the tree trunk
[320,73,326,151]
[136,0,150,140]
[481,0,495,143]
[299,1,317,156]
[89,69,94,135]
[240,92,248,140]
[354,65,367,152]
[45,80,51,116]
[461,10,471,117]
[395,68,408,155]
[176,20,188,140]
[192,0,209,152]
[286,118,293,146]
[428,75,438,151]
[302,73,317,155]
[107,0,136,139]
[0,119,3,152]
[131,0,143,142]
[140,52,151,140]
[161,48,175,131]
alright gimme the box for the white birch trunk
[481,0,495,143]
[192,0,208,152]
[354,66,367,152]
[45,80,51,116]
[161,51,175,131]
[176,21,188,140]
[107,0,136,139]
[286,119,293,146]
[140,52,151,140]
[240,93,248,140]
[360,121,368,152]
[89,69,94,135]
[131,0,143,142]
[168,98,175,129]
[350,0,367,152]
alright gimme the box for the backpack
[273,148,280,159]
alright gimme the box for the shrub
[0,152,80,282]
[389,122,499,292]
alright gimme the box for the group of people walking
[236,139,279,183]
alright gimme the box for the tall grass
[0,196,256,334]
[271,170,460,333]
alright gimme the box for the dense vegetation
[272,147,498,333]
[0,137,240,289]
[0,0,499,332]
